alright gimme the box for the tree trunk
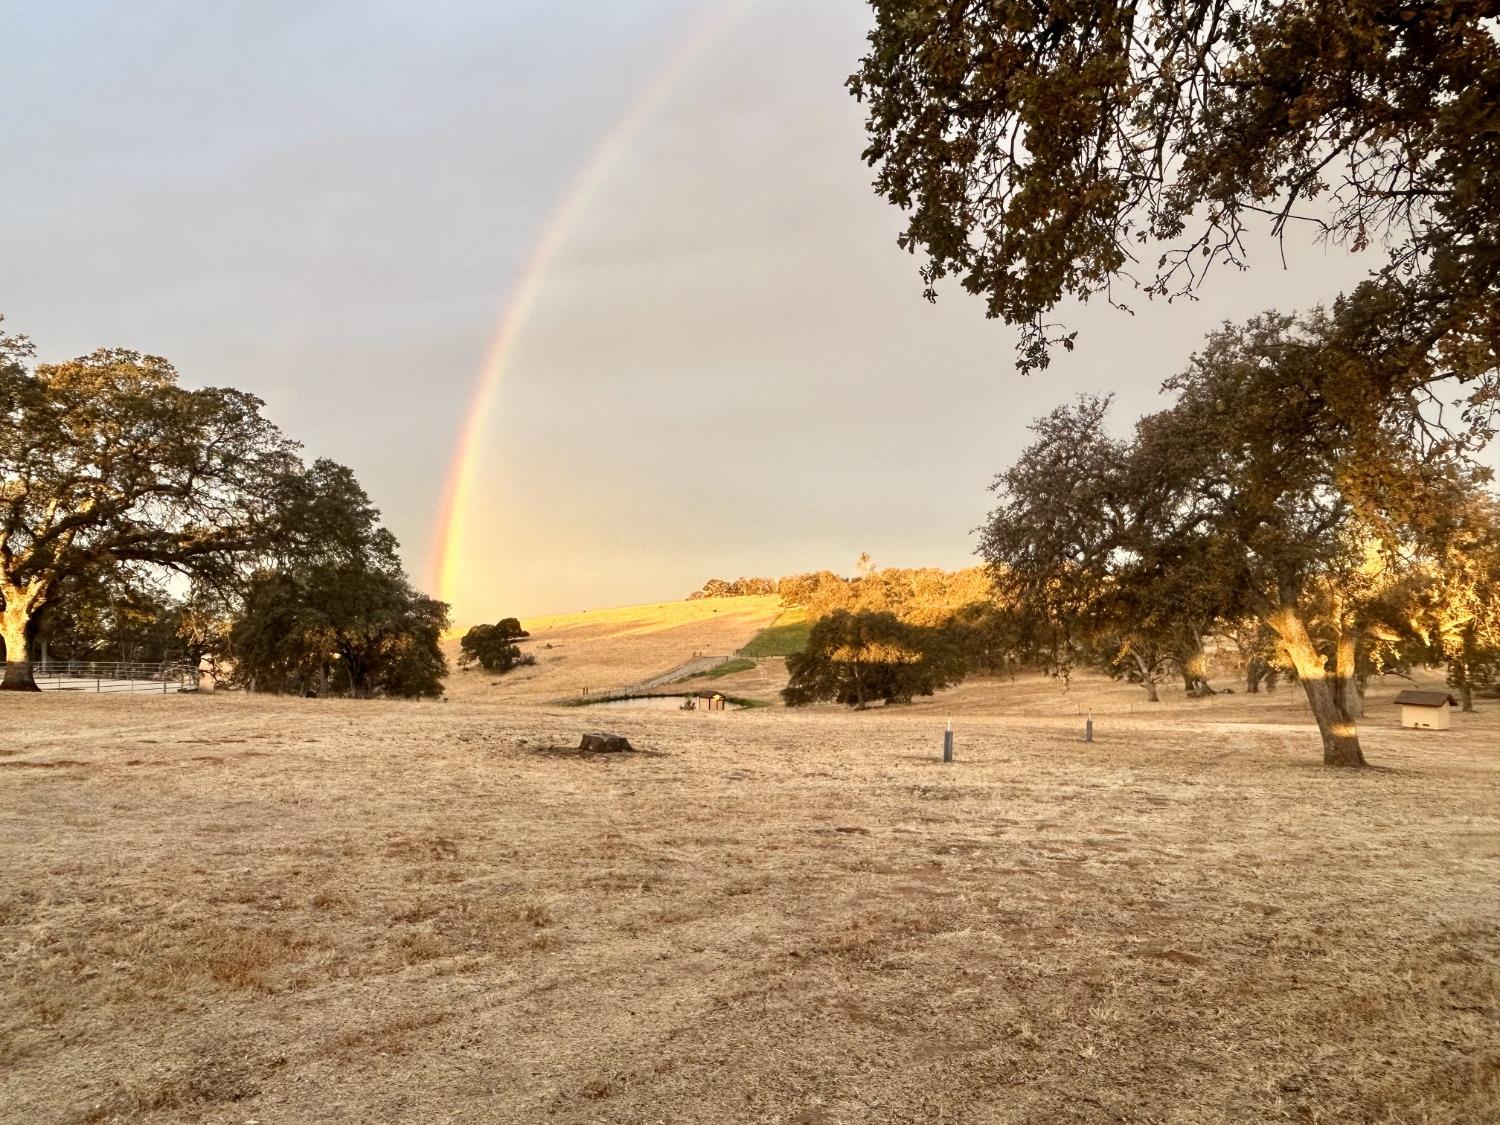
[1131,652,1160,702]
[1299,674,1365,766]
[1268,607,1366,768]
[1339,674,1365,719]
[1245,657,1265,694]
[1456,640,1475,712]
[1334,631,1364,718]
[1,602,40,692]
[1177,629,1212,696]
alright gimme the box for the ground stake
[943,717,954,762]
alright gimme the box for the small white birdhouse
[1392,690,1457,730]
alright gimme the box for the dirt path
[621,653,731,694]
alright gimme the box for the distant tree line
[0,318,447,698]
[687,577,778,599]
[690,566,996,620]
[758,476,1499,741]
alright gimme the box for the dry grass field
[3,609,1498,1124]
[445,596,783,704]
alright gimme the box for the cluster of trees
[457,618,534,673]
[777,569,1050,708]
[687,577,778,598]
[982,310,1499,766]
[0,321,447,698]
[849,1,1497,766]
[692,565,998,621]
[686,562,1020,708]
[777,565,995,625]
[31,572,188,666]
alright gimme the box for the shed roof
[1392,690,1457,708]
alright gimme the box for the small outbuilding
[1392,690,1458,730]
[696,691,727,712]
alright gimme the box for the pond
[576,694,747,711]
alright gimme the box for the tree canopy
[783,609,968,708]
[2,319,448,698]
[231,565,448,699]
[457,618,535,674]
[849,0,1498,428]
[1,322,296,689]
[982,307,1486,765]
[229,462,448,699]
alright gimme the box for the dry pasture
[444,595,783,704]
[1,676,1497,1123]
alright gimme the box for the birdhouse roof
[1392,690,1457,708]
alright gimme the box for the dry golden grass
[1,645,1497,1123]
[444,595,782,703]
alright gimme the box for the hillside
[442,595,783,704]
[443,594,1469,738]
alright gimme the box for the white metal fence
[3,659,195,694]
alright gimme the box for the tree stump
[579,732,634,753]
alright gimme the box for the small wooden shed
[1392,690,1457,730]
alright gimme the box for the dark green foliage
[696,657,756,679]
[231,565,447,699]
[736,615,814,658]
[229,463,448,699]
[946,601,1048,679]
[782,609,966,709]
[34,570,183,665]
[458,619,535,674]
[495,617,529,640]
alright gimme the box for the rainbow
[431,0,750,614]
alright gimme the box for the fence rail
[3,660,195,694]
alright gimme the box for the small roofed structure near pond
[696,691,726,712]
[1392,690,1458,731]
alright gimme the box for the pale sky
[0,0,1374,621]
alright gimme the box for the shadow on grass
[527,745,671,761]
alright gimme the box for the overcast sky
[1,0,1374,620]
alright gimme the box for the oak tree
[457,619,536,674]
[783,609,967,708]
[229,461,449,699]
[850,0,1499,423]
[984,309,1479,765]
[1,323,296,690]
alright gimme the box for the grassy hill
[443,595,783,704]
[735,608,811,657]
